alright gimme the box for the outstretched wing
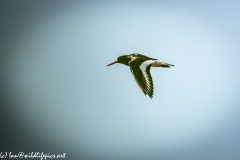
[129,59,154,98]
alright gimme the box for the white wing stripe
[139,60,155,71]
[140,60,155,87]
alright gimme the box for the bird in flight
[107,53,174,98]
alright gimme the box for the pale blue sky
[5,1,240,159]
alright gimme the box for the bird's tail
[159,63,174,68]
[167,63,174,67]
[152,60,174,68]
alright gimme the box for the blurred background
[1,0,240,159]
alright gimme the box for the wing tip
[148,94,153,99]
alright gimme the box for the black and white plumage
[107,53,174,98]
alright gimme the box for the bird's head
[107,55,131,66]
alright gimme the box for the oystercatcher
[107,53,174,98]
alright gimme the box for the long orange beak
[107,60,118,66]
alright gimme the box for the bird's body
[107,53,174,98]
